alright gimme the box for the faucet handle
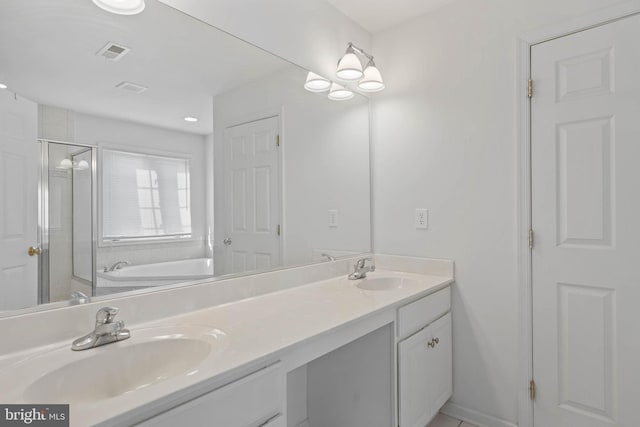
[355,257,374,269]
[96,307,119,325]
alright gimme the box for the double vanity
[0,255,453,427]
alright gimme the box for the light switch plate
[415,209,428,229]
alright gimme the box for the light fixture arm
[346,42,374,62]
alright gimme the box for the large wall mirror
[0,0,371,316]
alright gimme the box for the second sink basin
[356,276,420,291]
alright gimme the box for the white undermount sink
[356,275,420,291]
[0,325,227,405]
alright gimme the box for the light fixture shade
[59,159,73,169]
[328,83,354,101]
[336,52,363,81]
[304,72,331,92]
[358,62,385,92]
[0,83,7,90]
[92,0,146,15]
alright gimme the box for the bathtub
[96,258,214,295]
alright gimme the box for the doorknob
[28,246,41,256]
[223,237,232,246]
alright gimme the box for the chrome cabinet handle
[223,237,232,246]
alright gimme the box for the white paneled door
[0,90,38,310]
[531,14,640,427]
[223,116,281,274]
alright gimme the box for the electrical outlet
[328,209,339,228]
[415,209,428,229]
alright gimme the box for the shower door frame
[38,139,98,303]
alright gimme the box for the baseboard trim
[441,402,518,427]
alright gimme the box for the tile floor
[427,413,478,427]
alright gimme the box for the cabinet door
[428,312,452,413]
[398,325,432,427]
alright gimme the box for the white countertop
[0,268,452,427]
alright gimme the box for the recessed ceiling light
[92,0,146,15]
[0,83,7,90]
[184,117,199,123]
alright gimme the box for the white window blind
[102,149,191,241]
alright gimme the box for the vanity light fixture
[0,83,7,90]
[304,72,331,92]
[335,42,385,92]
[184,116,199,123]
[91,0,146,15]
[328,82,354,101]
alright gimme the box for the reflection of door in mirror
[223,116,281,275]
[0,90,38,310]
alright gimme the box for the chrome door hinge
[529,379,536,401]
[527,79,533,98]
[276,134,280,147]
[528,229,534,249]
[277,224,281,236]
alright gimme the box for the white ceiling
[0,0,293,135]
[325,0,456,33]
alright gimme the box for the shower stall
[39,140,97,303]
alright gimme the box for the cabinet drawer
[138,362,285,427]
[397,286,450,339]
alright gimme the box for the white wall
[212,69,370,273]
[370,0,628,424]
[158,0,371,80]
[73,112,209,269]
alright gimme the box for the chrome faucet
[71,307,130,351]
[104,261,130,272]
[348,257,376,280]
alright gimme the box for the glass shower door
[40,140,96,303]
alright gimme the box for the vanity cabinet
[137,362,285,427]
[397,288,452,427]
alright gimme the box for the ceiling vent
[115,81,148,94]
[96,42,131,61]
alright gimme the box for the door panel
[223,117,280,275]
[0,90,38,310]
[531,13,640,427]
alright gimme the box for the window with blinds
[102,149,192,242]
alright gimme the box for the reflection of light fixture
[328,83,354,101]
[336,45,364,81]
[184,116,199,123]
[0,83,7,90]
[77,160,89,170]
[358,60,385,92]
[57,158,90,170]
[334,42,385,93]
[304,72,331,92]
[92,0,146,15]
